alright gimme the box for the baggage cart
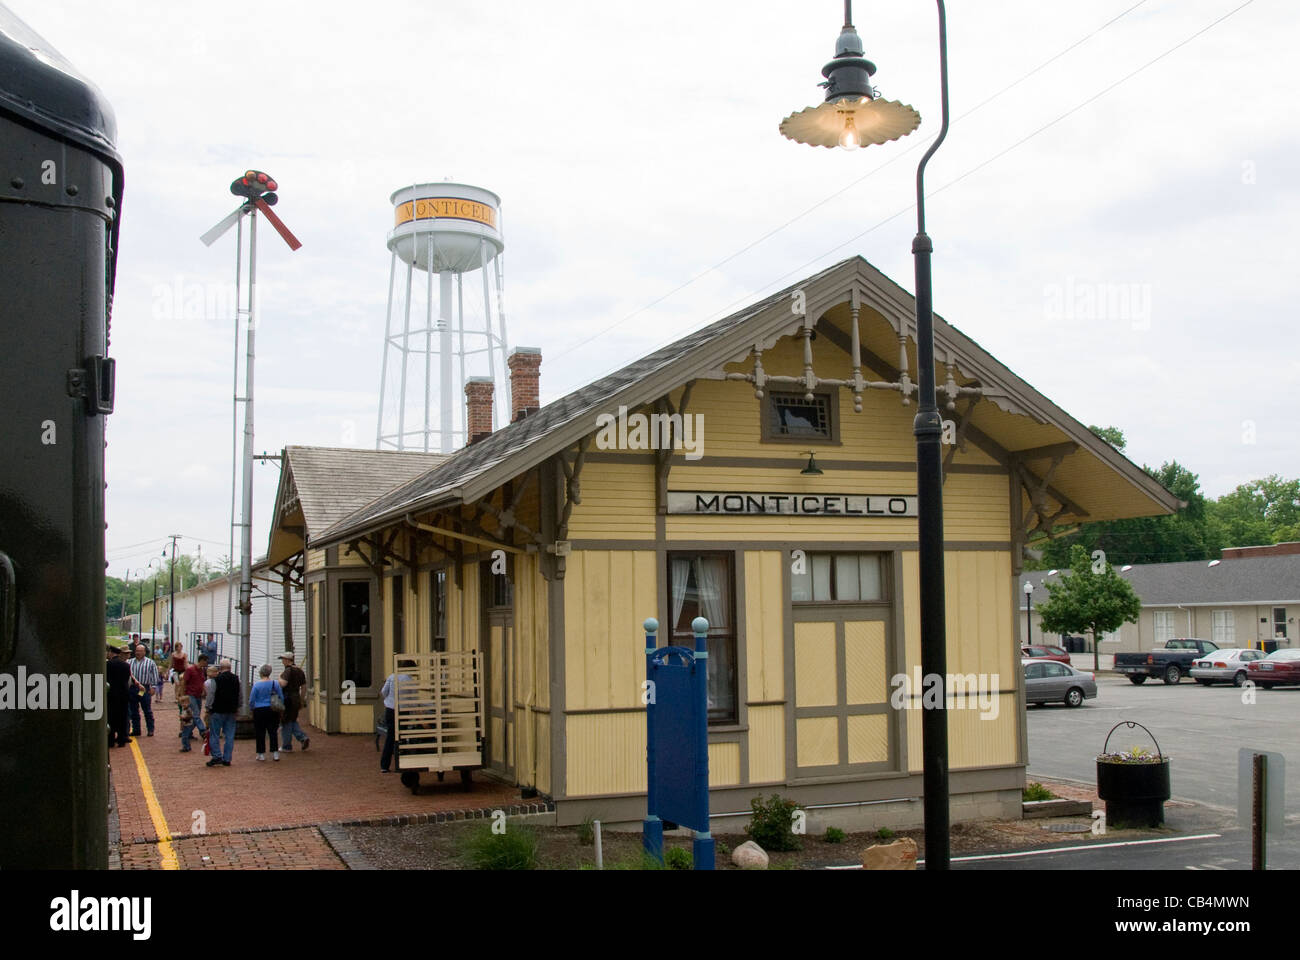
[393,651,484,793]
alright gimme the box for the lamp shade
[780,96,920,149]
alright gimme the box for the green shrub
[1023,782,1055,802]
[577,816,595,846]
[824,827,846,844]
[463,823,538,870]
[664,847,692,870]
[875,827,894,841]
[745,793,802,852]
[716,839,731,857]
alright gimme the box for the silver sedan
[1023,658,1098,708]
[1191,647,1265,686]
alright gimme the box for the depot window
[667,552,737,724]
[791,552,886,603]
[764,391,837,443]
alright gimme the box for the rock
[731,840,769,870]
[860,837,918,870]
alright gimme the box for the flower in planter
[1096,745,1167,764]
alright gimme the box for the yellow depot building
[268,257,1179,829]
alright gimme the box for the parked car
[1246,648,1300,688]
[1114,638,1219,685]
[1023,658,1097,707]
[1022,644,1071,664]
[1190,648,1265,687]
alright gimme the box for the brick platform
[110,695,529,869]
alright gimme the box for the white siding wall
[167,574,306,676]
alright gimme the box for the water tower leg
[439,270,453,453]
[424,241,433,453]
[480,239,498,430]
[457,272,468,447]
[398,260,415,451]
[376,250,398,449]
[494,256,511,424]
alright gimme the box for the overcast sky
[9,0,1295,578]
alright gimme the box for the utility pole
[168,534,181,651]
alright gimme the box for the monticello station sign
[667,492,918,517]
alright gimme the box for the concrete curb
[107,765,122,871]
[318,823,377,870]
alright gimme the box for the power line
[549,0,1150,362]
[683,0,1258,336]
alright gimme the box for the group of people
[105,641,311,765]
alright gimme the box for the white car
[1190,647,1265,687]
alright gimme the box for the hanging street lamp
[780,0,953,869]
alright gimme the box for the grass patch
[1022,782,1056,802]
[462,822,539,870]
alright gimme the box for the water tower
[376,182,510,452]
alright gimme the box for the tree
[1036,544,1142,673]
[1088,424,1126,451]
[1206,475,1300,549]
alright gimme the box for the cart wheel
[400,770,419,792]
[436,771,445,782]
[461,767,473,789]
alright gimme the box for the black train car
[0,7,124,868]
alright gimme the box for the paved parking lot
[1026,673,1300,817]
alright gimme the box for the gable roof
[314,256,1182,548]
[1021,554,1300,607]
[268,445,447,564]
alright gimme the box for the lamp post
[781,0,951,868]
[167,534,180,653]
[146,556,161,644]
[1024,580,1035,647]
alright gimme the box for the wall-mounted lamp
[801,451,824,476]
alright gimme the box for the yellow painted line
[128,739,178,870]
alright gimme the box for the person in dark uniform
[105,643,132,748]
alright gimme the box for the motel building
[266,257,1179,829]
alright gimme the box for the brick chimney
[464,377,495,445]
[507,347,542,423]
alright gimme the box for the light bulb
[838,116,861,151]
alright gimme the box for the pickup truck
[1114,638,1220,685]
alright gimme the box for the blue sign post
[642,616,714,870]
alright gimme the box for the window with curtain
[790,552,886,603]
[667,552,736,724]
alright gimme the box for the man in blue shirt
[379,672,414,774]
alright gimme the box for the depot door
[788,553,898,779]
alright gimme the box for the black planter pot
[1096,758,1171,828]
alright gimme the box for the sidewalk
[110,696,536,869]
